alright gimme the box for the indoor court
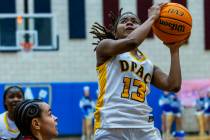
[0,0,210,140]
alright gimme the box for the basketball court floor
[53,135,210,140]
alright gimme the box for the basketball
[152,3,192,43]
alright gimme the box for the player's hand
[164,40,186,48]
[163,39,187,53]
[163,32,190,50]
[148,2,167,21]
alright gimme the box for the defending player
[14,99,58,140]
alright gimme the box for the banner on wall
[178,79,210,107]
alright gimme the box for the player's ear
[31,118,41,130]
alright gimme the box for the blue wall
[0,82,162,135]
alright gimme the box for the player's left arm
[151,65,180,92]
[152,40,187,92]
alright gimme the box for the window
[0,0,16,49]
[68,0,86,38]
[33,0,56,50]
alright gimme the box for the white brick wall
[0,0,209,83]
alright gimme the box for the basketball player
[80,86,95,140]
[0,86,24,140]
[14,99,58,140]
[90,2,188,140]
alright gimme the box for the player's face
[115,14,141,39]
[38,103,58,139]
[5,90,24,113]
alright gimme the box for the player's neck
[33,131,51,140]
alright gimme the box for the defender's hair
[3,86,24,110]
[90,9,139,48]
[14,99,43,138]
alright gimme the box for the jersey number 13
[121,77,146,102]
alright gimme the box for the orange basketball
[152,3,192,43]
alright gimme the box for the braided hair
[90,9,140,48]
[14,99,43,138]
[3,86,24,110]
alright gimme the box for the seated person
[159,91,173,138]
[170,94,185,139]
[204,89,210,134]
[195,94,206,136]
